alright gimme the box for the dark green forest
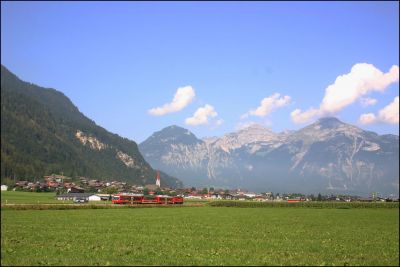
[0,65,182,188]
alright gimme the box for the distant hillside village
[1,173,398,202]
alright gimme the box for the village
[1,173,397,203]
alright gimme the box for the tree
[102,187,118,194]
[317,193,322,201]
[155,190,163,195]
[143,188,149,195]
[1,177,15,188]
[201,188,208,195]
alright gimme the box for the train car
[112,194,144,204]
[172,196,184,204]
[155,195,172,204]
[141,195,159,204]
[112,193,184,205]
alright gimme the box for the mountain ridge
[1,65,183,188]
[139,118,399,196]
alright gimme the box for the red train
[112,194,184,205]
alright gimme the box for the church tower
[155,170,161,187]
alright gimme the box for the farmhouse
[223,194,237,200]
[253,195,267,202]
[88,195,102,201]
[67,186,85,193]
[96,194,111,201]
[210,193,223,199]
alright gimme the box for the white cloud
[148,86,195,116]
[378,96,399,124]
[359,113,377,125]
[360,97,377,107]
[290,108,320,124]
[243,93,291,118]
[359,96,399,125]
[185,104,218,126]
[291,63,399,124]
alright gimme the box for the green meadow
[1,206,399,266]
[1,191,68,204]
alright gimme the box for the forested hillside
[0,65,182,188]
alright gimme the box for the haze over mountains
[0,65,182,188]
[140,119,399,196]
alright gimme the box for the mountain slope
[139,119,399,195]
[0,65,182,188]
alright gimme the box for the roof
[114,193,144,197]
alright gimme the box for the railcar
[112,194,184,205]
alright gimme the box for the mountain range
[2,64,398,196]
[139,119,399,196]
[0,65,182,188]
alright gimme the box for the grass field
[1,191,70,204]
[1,206,399,266]
[0,191,206,207]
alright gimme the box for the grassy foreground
[1,206,399,266]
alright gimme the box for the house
[243,192,256,198]
[145,184,158,191]
[185,193,204,199]
[1,185,8,191]
[88,195,102,201]
[47,181,60,188]
[253,195,267,202]
[96,194,111,201]
[223,194,237,200]
[237,194,248,201]
[210,193,222,199]
[67,186,85,193]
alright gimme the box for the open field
[0,192,204,208]
[1,206,399,266]
[1,191,71,204]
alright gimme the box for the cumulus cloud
[185,104,218,126]
[291,63,399,124]
[148,86,195,116]
[290,108,320,124]
[378,96,399,124]
[360,97,377,107]
[359,113,377,125]
[359,96,399,125]
[242,93,291,119]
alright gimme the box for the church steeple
[155,170,161,187]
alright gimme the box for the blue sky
[1,1,399,143]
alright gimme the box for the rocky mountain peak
[235,123,277,141]
[139,118,399,195]
[315,117,345,129]
[142,125,201,146]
